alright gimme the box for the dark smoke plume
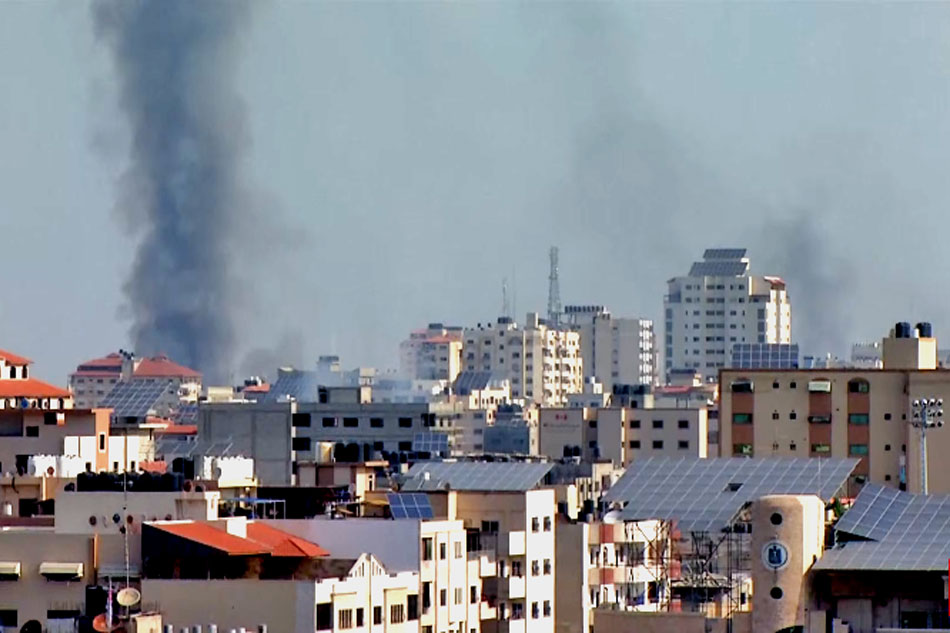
[94,1,252,383]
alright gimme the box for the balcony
[504,531,526,557]
[508,575,526,599]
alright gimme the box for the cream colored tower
[751,495,824,633]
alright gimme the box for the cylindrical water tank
[917,322,934,338]
[164,626,174,633]
[896,321,912,338]
[208,626,217,633]
[193,626,203,633]
[259,626,268,633]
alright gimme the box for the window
[370,417,384,428]
[398,440,412,451]
[531,517,540,532]
[321,417,336,427]
[849,444,869,456]
[407,595,419,620]
[356,608,364,627]
[512,602,524,620]
[772,381,779,389]
[772,411,780,420]
[789,381,797,389]
[808,415,832,424]
[588,420,597,428]
[292,437,311,451]
[811,444,831,454]
[0,612,15,627]
[316,603,332,630]
[734,443,753,456]
[544,600,552,617]
[338,609,354,629]
[98,433,106,452]
[511,560,523,577]
[439,589,447,607]
[790,442,797,451]
[454,541,463,558]
[848,413,869,425]
[531,560,540,576]
[291,413,311,427]
[678,419,689,429]
[439,542,447,560]
[732,413,752,424]
[454,588,463,605]
[532,602,540,619]
[629,440,641,449]
[652,419,664,429]
[390,604,405,623]
[399,417,413,428]
[789,411,798,420]
[678,440,689,450]
[343,417,359,428]
[543,559,552,575]
[543,516,552,531]
[25,426,38,437]
[43,412,57,426]
[471,586,478,603]
[884,413,892,420]
[373,606,383,625]
[481,520,499,534]
[885,444,891,451]
[652,440,664,450]
[848,379,870,393]
[422,537,433,561]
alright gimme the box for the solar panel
[413,432,449,455]
[387,492,435,519]
[703,248,747,260]
[815,484,950,571]
[604,457,858,533]
[688,261,749,277]
[171,403,199,425]
[264,370,319,402]
[100,381,175,418]
[729,343,800,370]
[404,461,553,492]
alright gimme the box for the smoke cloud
[93,1,252,383]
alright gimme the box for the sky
[2,2,950,384]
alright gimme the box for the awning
[0,561,20,578]
[39,562,83,579]
[97,564,141,579]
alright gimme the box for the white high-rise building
[664,249,791,382]
[564,305,657,391]
[463,313,583,407]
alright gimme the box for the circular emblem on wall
[762,540,789,571]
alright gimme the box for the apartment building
[463,313,583,407]
[718,321,950,493]
[401,461,558,633]
[556,518,672,633]
[69,351,201,410]
[199,386,465,485]
[565,305,657,390]
[664,248,791,381]
[538,406,708,465]
[400,324,465,383]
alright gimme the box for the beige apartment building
[538,406,708,465]
[69,351,202,411]
[719,322,950,493]
[463,314,583,407]
[564,305,657,390]
[400,324,465,383]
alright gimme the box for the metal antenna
[502,277,510,318]
[547,246,561,326]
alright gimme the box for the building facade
[463,314,583,407]
[399,324,465,383]
[664,249,791,382]
[564,306,657,390]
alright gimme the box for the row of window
[530,516,553,532]
[739,412,889,425]
[293,413,422,429]
[422,538,464,561]
[627,419,691,430]
[733,443,869,457]
[498,600,552,620]
[732,378,872,393]
[317,602,411,630]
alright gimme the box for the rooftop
[134,355,201,379]
[403,461,553,492]
[149,521,327,558]
[0,377,71,399]
[0,349,31,366]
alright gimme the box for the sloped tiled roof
[0,377,71,399]
[246,523,329,557]
[0,349,32,366]
[151,522,269,556]
[73,353,123,376]
[134,355,201,379]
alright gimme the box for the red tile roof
[155,424,198,436]
[134,355,202,379]
[0,378,71,399]
[150,522,269,556]
[73,353,123,377]
[246,523,329,557]
[150,521,328,558]
[242,383,270,394]
[0,349,32,366]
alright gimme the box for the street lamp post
[911,398,944,494]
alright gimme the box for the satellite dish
[116,586,141,607]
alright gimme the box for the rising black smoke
[93,1,252,383]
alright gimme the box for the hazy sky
[3,2,950,384]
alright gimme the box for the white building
[463,313,583,407]
[664,249,791,382]
[565,306,657,390]
[399,324,465,383]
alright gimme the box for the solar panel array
[703,248,747,260]
[814,483,950,571]
[387,493,435,519]
[688,261,750,277]
[413,432,449,455]
[729,343,800,370]
[264,370,319,403]
[403,461,553,492]
[100,381,174,418]
[604,457,858,533]
[453,371,494,395]
[171,403,199,425]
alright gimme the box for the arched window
[848,378,870,394]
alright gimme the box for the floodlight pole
[911,398,944,495]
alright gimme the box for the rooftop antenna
[547,246,561,327]
[502,277,511,319]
